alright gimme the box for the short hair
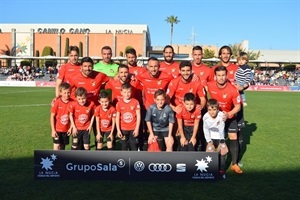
[192,45,203,52]
[68,46,79,54]
[59,82,71,91]
[125,48,137,57]
[184,93,196,102]
[148,56,159,62]
[99,91,110,99]
[101,46,112,52]
[214,66,227,75]
[163,45,174,53]
[179,61,192,70]
[207,98,219,109]
[218,45,232,56]
[118,64,129,72]
[81,56,94,65]
[238,52,249,62]
[75,87,87,97]
[121,82,132,90]
[154,89,166,98]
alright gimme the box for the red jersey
[159,61,180,78]
[167,75,206,106]
[57,62,81,83]
[129,66,146,76]
[136,71,173,109]
[211,63,238,83]
[51,97,73,132]
[192,63,213,86]
[69,71,109,104]
[69,100,95,130]
[176,106,202,126]
[207,81,241,117]
[105,78,140,106]
[94,105,116,132]
[116,98,140,131]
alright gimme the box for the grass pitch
[0,87,299,200]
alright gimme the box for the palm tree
[165,15,180,45]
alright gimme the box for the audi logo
[148,163,172,172]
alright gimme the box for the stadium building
[0,24,151,59]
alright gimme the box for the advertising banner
[34,150,220,181]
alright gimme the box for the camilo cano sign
[34,150,219,181]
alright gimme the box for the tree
[203,48,216,67]
[229,43,260,68]
[165,15,180,45]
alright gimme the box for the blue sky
[0,0,299,50]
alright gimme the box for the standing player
[69,57,110,105]
[159,45,180,78]
[125,48,146,76]
[176,93,201,151]
[115,83,141,151]
[93,46,119,77]
[55,46,80,98]
[211,45,238,83]
[145,89,174,152]
[69,87,96,150]
[105,64,140,106]
[167,61,206,151]
[94,91,116,150]
[191,45,213,91]
[136,57,173,109]
[207,66,242,174]
[50,82,73,150]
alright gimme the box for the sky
[0,0,299,50]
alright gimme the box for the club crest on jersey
[91,81,96,86]
[86,109,90,113]
[157,80,162,85]
[230,70,234,74]
[223,93,228,99]
[130,106,135,110]
[200,72,204,76]
[191,115,195,118]
[110,69,115,73]
[189,88,193,92]
[172,68,176,72]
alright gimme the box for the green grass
[0,87,299,200]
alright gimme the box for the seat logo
[148,163,172,172]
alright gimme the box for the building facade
[0,24,151,59]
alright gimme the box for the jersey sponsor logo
[148,163,172,172]
[123,112,133,123]
[60,114,69,125]
[78,114,88,124]
[101,119,110,128]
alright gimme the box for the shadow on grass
[0,155,299,200]
[226,120,257,169]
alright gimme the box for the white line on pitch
[0,104,50,108]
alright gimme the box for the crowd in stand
[0,65,57,81]
[250,68,300,86]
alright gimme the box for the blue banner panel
[34,150,220,181]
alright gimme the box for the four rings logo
[148,163,172,172]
